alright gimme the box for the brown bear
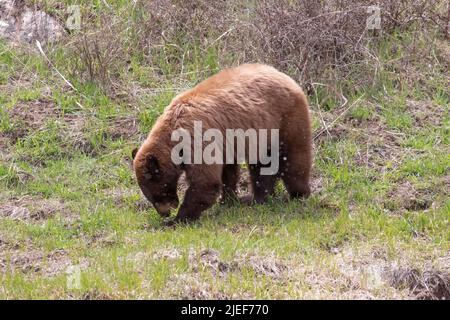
[132,63,312,224]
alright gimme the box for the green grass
[0,7,449,299]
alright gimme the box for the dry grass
[387,267,450,300]
[56,0,448,98]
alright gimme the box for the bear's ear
[131,148,138,160]
[143,154,160,180]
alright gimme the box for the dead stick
[36,40,77,92]
[313,93,365,141]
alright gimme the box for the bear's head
[132,147,181,217]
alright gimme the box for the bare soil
[0,196,71,222]
[0,248,72,277]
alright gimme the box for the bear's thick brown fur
[133,64,312,223]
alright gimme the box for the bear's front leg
[173,181,221,223]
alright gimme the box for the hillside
[0,0,449,299]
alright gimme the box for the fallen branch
[36,40,87,109]
[313,93,364,141]
[36,40,77,92]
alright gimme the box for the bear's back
[175,64,298,102]
[151,63,308,138]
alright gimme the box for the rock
[0,0,65,45]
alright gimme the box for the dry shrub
[137,0,231,47]
[243,0,447,92]
[69,12,130,92]
[388,267,450,300]
[63,0,447,95]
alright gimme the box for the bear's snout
[154,200,179,217]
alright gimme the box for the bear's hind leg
[220,164,240,204]
[280,150,311,199]
[247,164,277,204]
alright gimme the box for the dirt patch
[139,247,289,280]
[310,173,324,193]
[0,236,20,251]
[387,267,450,300]
[343,99,447,174]
[0,135,9,149]
[385,181,434,213]
[108,187,144,209]
[84,231,118,248]
[152,248,183,261]
[81,290,119,300]
[0,127,28,145]
[69,116,140,156]
[352,119,406,171]
[106,117,139,140]
[133,198,153,212]
[4,98,59,142]
[187,249,288,279]
[332,245,450,299]
[406,99,445,128]
[313,111,411,176]
[245,254,288,279]
[69,132,98,156]
[191,249,240,275]
[0,196,70,222]
[0,248,72,276]
[164,273,237,299]
[144,245,449,299]
[314,124,348,145]
[3,97,99,156]
[0,162,34,185]
[151,248,255,299]
[2,90,141,155]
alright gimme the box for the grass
[0,3,449,299]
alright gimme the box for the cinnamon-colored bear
[133,64,311,224]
